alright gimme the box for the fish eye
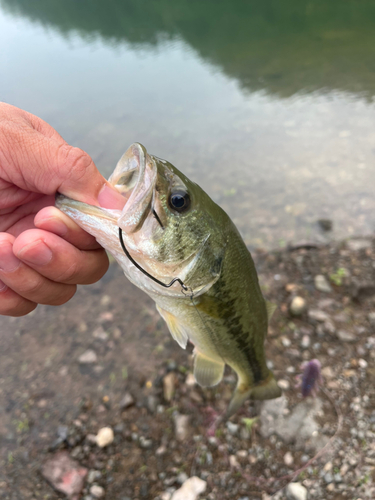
[168,190,191,213]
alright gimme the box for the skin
[0,102,125,317]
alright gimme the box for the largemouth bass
[56,143,281,417]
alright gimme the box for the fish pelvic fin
[156,305,189,349]
[194,351,225,387]
[226,372,281,419]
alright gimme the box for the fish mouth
[56,143,157,236]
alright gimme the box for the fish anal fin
[266,301,277,322]
[194,351,225,388]
[156,305,189,349]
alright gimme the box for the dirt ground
[0,236,374,500]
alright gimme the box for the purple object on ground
[300,359,323,397]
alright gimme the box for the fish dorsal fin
[194,351,225,387]
[156,305,189,349]
[266,301,277,322]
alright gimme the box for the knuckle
[54,261,80,283]
[57,144,93,181]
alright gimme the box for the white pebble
[284,451,294,466]
[290,296,306,316]
[278,379,290,390]
[96,427,114,448]
[90,485,105,498]
[78,349,97,364]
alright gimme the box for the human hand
[0,102,125,316]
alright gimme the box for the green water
[1,0,375,247]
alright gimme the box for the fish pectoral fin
[156,305,189,349]
[194,351,225,387]
[266,300,277,322]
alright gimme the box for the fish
[56,143,281,417]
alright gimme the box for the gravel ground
[0,236,374,500]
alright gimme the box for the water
[1,0,375,248]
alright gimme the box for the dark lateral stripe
[217,280,264,384]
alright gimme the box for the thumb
[49,142,126,210]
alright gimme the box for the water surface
[1,0,375,247]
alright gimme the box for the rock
[290,296,307,316]
[139,436,153,449]
[119,392,135,410]
[90,485,105,498]
[78,350,97,364]
[185,373,196,387]
[226,422,239,435]
[368,312,375,327]
[87,470,101,483]
[317,219,332,231]
[278,379,290,390]
[336,330,356,342]
[174,414,190,441]
[92,326,108,341]
[284,451,294,466]
[260,396,323,450]
[314,275,332,293]
[96,427,114,448]
[286,482,307,500]
[171,477,206,500]
[308,309,329,323]
[301,335,310,349]
[163,372,176,402]
[346,239,372,251]
[41,451,87,500]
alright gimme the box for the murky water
[1,0,375,248]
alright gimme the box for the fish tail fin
[225,371,281,419]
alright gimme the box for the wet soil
[0,236,374,499]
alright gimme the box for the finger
[0,280,37,317]
[0,234,77,305]
[34,206,101,250]
[13,229,109,285]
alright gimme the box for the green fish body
[56,143,281,416]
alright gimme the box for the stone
[41,451,87,500]
[284,451,294,466]
[90,485,105,498]
[314,275,332,293]
[336,330,356,342]
[308,309,329,323]
[286,482,307,500]
[92,326,108,341]
[368,312,375,327]
[163,372,176,402]
[174,414,190,441]
[278,379,290,390]
[96,427,114,448]
[290,296,306,316]
[78,350,97,364]
[346,239,372,251]
[171,477,206,500]
[226,422,239,435]
[301,335,310,349]
[119,392,135,410]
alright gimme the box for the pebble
[139,436,153,449]
[301,335,310,349]
[368,312,375,327]
[278,379,290,390]
[226,422,239,435]
[90,485,105,498]
[96,427,114,448]
[92,326,108,341]
[317,219,332,231]
[163,372,176,402]
[308,309,329,323]
[358,358,368,369]
[346,239,372,251]
[41,452,87,499]
[290,296,307,316]
[87,470,101,483]
[336,330,356,342]
[314,275,332,293]
[171,476,206,500]
[283,451,294,466]
[174,414,190,441]
[286,482,307,500]
[78,350,97,364]
[119,392,135,410]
